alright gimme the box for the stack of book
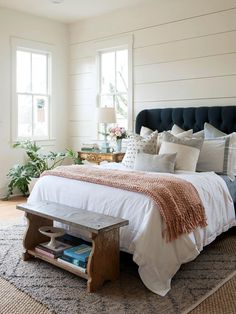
[81,143,99,151]
[35,240,72,259]
[58,244,92,273]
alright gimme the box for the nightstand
[78,151,125,165]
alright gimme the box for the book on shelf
[81,143,100,151]
[57,257,87,273]
[35,246,57,259]
[63,244,92,262]
[36,240,72,258]
[57,233,85,246]
[59,254,87,268]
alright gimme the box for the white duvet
[28,163,236,296]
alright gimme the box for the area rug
[0,225,235,314]
[0,277,52,314]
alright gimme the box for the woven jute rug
[0,277,52,314]
[0,225,235,314]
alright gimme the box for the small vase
[116,139,122,152]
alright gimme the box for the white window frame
[11,38,54,143]
[95,35,133,132]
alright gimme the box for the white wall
[68,0,236,149]
[0,7,68,197]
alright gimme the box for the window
[12,39,52,141]
[99,49,128,129]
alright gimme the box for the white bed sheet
[28,164,236,296]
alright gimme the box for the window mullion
[114,51,117,108]
[31,94,34,138]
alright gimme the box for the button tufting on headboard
[135,106,236,134]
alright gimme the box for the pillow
[196,133,236,179]
[171,124,185,135]
[134,152,177,173]
[171,125,193,137]
[204,122,226,139]
[157,129,193,152]
[122,131,158,168]
[140,126,154,137]
[159,132,203,171]
[193,130,204,138]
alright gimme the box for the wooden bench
[17,201,129,292]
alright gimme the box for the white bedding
[28,163,236,296]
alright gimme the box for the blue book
[60,255,87,268]
[63,244,92,262]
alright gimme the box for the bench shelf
[17,201,129,292]
[27,248,89,279]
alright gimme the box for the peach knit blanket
[42,165,207,241]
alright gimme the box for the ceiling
[0,0,149,23]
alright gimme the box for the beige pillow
[193,130,204,138]
[134,152,177,173]
[157,129,193,152]
[159,132,203,171]
[122,131,158,168]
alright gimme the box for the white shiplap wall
[68,0,236,149]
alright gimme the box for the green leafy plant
[6,140,67,199]
[65,148,83,165]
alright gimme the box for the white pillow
[204,123,226,139]
[134,152,177,173]
[140,126,154,137]
[122,131,158,168]
[171,124,185,135]
[197,133,236,179]
[159,132,203,171]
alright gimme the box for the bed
[28,106,236,296]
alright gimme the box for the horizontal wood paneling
[69,0,236,44]
[134,97,236,117]
[69,121,97,137]
[134,31,236,66]
[70,42,94,59]
[68,136,94,150]
[134,8,236,48]
[70,57,95,75]
[70,90,95,106]
[134,76,236,102]
[68,1,236,142]
[70,73,94,91]
[134,53,236,84]
[69,105,96,121]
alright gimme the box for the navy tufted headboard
[135,106,236,134]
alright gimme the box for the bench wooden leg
[23,212,52,260]
[87,228,120,292]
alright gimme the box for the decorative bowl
[39,226,66,249]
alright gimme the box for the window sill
[12,138,56,147]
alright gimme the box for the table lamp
[97,107,116,153]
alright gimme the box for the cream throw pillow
[159,132,203,171]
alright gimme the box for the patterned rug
[0,225,235,314]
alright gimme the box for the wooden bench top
[17,201,129,234]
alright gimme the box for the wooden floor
[0,196,26,226]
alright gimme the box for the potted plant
[6,141,67,199]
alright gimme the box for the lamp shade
[97,107,116,124]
